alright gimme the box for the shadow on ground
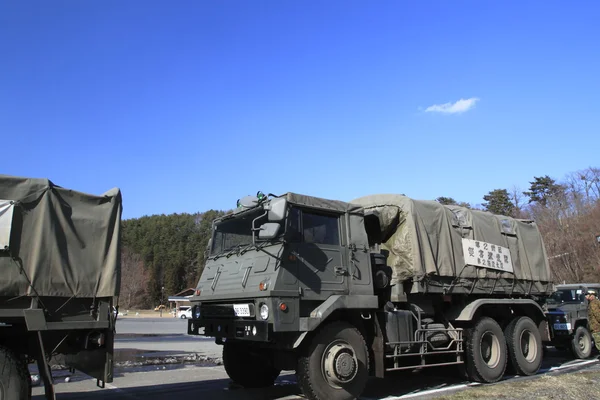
[32,348,591,400]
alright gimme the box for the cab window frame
[286,206,342,246]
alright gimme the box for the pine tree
[483,189,515,216]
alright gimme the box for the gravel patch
[436,369,600,400]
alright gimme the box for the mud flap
[63,327,115,385]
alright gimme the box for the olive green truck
[187,192,562,400]
[0,175,122,400]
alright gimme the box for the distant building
[168,288,195,311]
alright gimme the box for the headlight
[193,305,201,319]
[260,304,269,320]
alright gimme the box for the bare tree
[509,185,527,218]
[120,247,150,309]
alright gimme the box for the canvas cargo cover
[0,175,122,298]
[351,194,552,290]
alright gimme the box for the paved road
[114,317,221,362]
[114,334,222,361]
[116,317,189,335]
[33,350,599,400]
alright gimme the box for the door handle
[334,266,348,276]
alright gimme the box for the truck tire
[570,326,592,359]
[0,346,30,400]
[222,341,280,388]
[464,317,507,383]
[504,316,542,376]
[296,321,369,400]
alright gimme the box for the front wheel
[223,341,280,388]
[571,326,592,359]
[296,322,369,400]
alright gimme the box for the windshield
[210,208,276,256]
[548,289,584,304]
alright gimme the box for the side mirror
[265,198,287,222]
[258,223,281,240]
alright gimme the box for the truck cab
[188,192,382,395]
[546,283,600,358]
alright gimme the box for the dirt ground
[118,309,174,318]
[437,369,600,400]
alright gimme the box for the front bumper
[188,318,270,342]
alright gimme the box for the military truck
[545,283,600,359]
[187,192,554,400]
[0,175,122,400]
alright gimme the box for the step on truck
[0,175,122,400]
[187,192,555,400]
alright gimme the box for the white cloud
[424,97,480,114]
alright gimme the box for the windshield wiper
[224,245,242,258]
[224,243,255,258]
[239,242,255,256]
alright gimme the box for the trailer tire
[571,326,592,359]
[222,341,280,388]
[464,317,507,383]
[504,316,543,376]
[296,321,369,400]
[0,346,30,400]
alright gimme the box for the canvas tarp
[350,194,552,289]
[0,175,122,298]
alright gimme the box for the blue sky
[2,1,599,219]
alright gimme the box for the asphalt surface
[33,321,600,400]
[113,317,222,361]
[114,334,222,361]
[32,354,600,400]
[115,317,189,335]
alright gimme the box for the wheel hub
[335,352,356,378]
[323,343,358,387]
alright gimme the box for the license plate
[554,323,571,330]
[233,304,251,317]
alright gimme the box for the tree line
[119,166,600,309]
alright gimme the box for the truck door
[287,207,347,299]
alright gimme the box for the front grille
[201,303,255,319]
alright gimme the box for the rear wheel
[504,316,543,376]
[0,346,31,400]
[464,317,507,383]
[571,326,592,359]
[296,322,369,400]
[222,341,281,388]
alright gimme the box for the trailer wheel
[464,317,507,383]
[571,326,592,359]
[504,316,543,376]
[0,346,30,400]
[296,321,369,400]
[222,341,280,388]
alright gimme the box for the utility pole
[160,286,165,317]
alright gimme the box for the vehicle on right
[545,282,600,358]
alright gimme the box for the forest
[119,166,600,309]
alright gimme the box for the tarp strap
[10,254,46,311]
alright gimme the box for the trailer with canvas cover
[0,175,122,400]
[187,191,556,400]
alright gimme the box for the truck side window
[287,207,303,243]
[302,211,340,246]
